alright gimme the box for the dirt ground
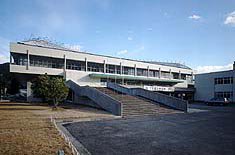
[0,102,114,155]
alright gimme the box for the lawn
[0,102,73,155]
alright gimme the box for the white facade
[195,70,235,102]
[9,41,194,91]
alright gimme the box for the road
[64,104,235,155]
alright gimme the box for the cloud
[0,55,9,64]
[188,15,201,20]
[0,37,9,52]
[127,37,133,41]
[147,28,153,31]
[224,11,235,26]
[0,37,10,64]
[117,50,128,55]
[195,63,233,74]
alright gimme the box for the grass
[0,102,73,155]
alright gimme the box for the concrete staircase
[96,87,176,117]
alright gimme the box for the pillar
[159,67,161,78]
[169,69,172,79]
[147,66,150,77]
[27,50,29,70]
[120,62,122,75]
[104,60,106,73]
[134,64,137,76]
[85,58,88,71]
[10,53,12,64]
[179,70,181,79]
[63,54,66,79]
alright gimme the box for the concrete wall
[66,70,101,87]
[10,42,194,93]
[10,42,193,75]
[73,95,101,109]
[107,82,188,112]
[195,70,235,102]
[10,64,64,76]
[66,80,122,116]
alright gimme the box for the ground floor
[64,103,235,155]
[7,73,194,102]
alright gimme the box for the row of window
[214,77,233,85]
[11,53,191,79]
[214,92,233,99]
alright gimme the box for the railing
[66,80,122,116]
[107,82,188,112]
[133,88,188,112]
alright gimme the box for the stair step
[95,87,176,117]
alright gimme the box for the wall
[195,70,235,102]
[10,43,193,75]
[107,82,188,112]
[66,70,101,87]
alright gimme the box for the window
[87,62,104,72]
[123,66,135,75]
[173,73,179,79]
[215,77,233,85]
[137,68,148,76]
[215,92,233,99]
[66,59,85,71]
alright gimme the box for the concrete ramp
[66,80,122,116]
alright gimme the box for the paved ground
[64,104,235,155]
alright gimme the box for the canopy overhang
[89,73,184,84]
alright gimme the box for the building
[9,39,194,101]
[195,62,235,102]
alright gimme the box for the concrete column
[104,60,106,73]
[64,54,66,70]
[115,65,117,74]
[63,54,66,79]
[191,72,194,82]
[179,70,181,79]
[169,69,172,79]
[134,64,137,76]
[159,68,161,78]
[27,81,32,102]
[147,66,150,77]
[27,50,29,70]
[120,62,122,75]
[85,58,88,71]
[10,53,12,64]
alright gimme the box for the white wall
[10,42,193,75]
[195,70,235,102]
[66,70,101,87]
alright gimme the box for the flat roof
[195,69,234,75]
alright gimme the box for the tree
[32,74,69,108]
[0,72,14,98]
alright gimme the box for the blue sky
[0,0,235,73]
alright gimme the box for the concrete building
[195,62,235,102]
[9,39,194,102]
[2,38,193,116]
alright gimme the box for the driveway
[64,104,235,155]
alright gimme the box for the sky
[0,0,235,73]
